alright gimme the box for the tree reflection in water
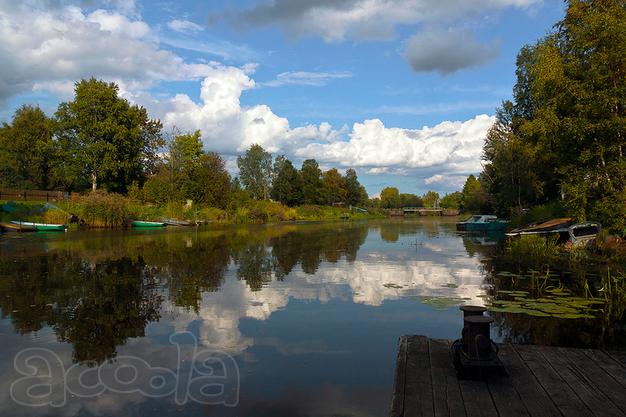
[0,223,371,364]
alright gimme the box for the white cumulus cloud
[0,2,223,102]
[148,64,493,181]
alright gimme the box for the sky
[0,0,566,196]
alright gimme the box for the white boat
[506,218,600,246]
[10,221,68,231]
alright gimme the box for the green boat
[456,215,508,232]
[10,221,67,231]
[131,220,166,228]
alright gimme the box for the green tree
[322,168,347,205]
[0,105,53,189]
[481,0,626,232]
[440,192,462,209]
[358,185,369,206]
[237,144,273,200]
[271,157,303,206]
[300,159,323,204]
[343,168,364,206]
[399,193,422,207]
[380,187,400,208]
[54,78,163,192]
[422,191,440,208]
[187,153,231,208]
[461,175,489,213]
[483,104,543,213]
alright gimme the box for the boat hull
[1,222,36,232]
[162,219,194,226]
[131,221,166,228]
[466,222,507,232]
[9,221,67,231]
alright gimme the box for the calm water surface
[0,218,621,416]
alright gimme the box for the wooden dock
[390,335,626,417]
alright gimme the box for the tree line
[0,78,368,209]
[371,187,463,210]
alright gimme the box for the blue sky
[0,0,565,196]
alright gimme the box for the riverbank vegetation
[460,1,625,235]
[0,79,385,225]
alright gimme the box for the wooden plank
[603,350,626,368]
[484,348,530,417]
[390,336,409,417]
[584,349,626,388]
[539,347,623,417]
[559,348,626,415]
[513,345,592,417]
[497,344,559,417]
[403,336,434,417]
[429,339,466,417]
[458,379,498,417]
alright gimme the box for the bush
[143,176,173,205]
[232,200,296,223]
[196,207,227,222]
[43,209,69,224]
[73,191,131,228]
[505,234,561,265]
[509,201,567,229]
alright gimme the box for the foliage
[141,130,230,208]
[505,235,562,266]
[322,168,347,205]
[399,193,422,208]
[508,201,567,229]
[380,187,400,208]
[142,175,171,205]
[271,157,303,206]
[0,105,53,189]
[343,168,366,206]
[440,192,462,209]
[300,159,324,204]
[43,209,70,224]
[421,191,440,208]
[71,191,132,228]
[461,174,490,213]
[54,78,164,193]
[234,200,296,223]
[237,144,273,200]
[481,1,626,232]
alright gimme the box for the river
[0,218,622,416]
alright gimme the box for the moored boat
[9,221,67,231]
[0,222,37,232]
[506,218,600,246]
[161,218,194,226]
[456,215,508,232]
[131,220,166,228]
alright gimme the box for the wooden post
[463,316,494,360]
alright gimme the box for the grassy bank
[1,192,385,228]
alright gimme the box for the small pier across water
[390,335,626,417]
[387,207,460,217]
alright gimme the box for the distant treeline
[0,78,456,212]
[0,78,372,209]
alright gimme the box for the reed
[72,191,131,228]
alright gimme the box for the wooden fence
[0,188,68,202]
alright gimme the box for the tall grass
[72,191,131,228]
